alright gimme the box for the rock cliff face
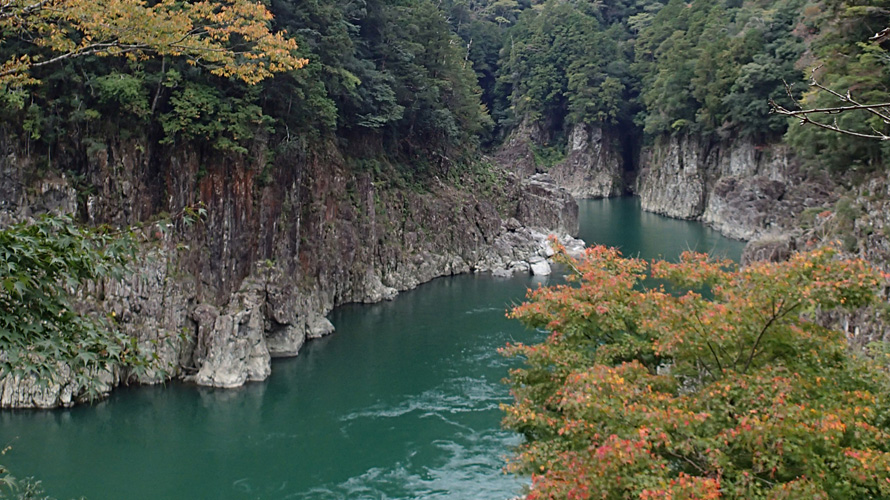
[495,123,830,243]
[496,121,838,250]
[848,178,890,271]
[636,135,833,241]
[548,124,626,198]
[494,118,547,177]
[494,122,841,247]
[495,120,627,198]
[737,175,890,355]
[0,134,580,408]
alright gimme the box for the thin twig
[769,64,890,141]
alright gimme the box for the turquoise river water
[0,198,745,499]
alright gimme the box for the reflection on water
[0,197,745,500]
[578,197,745,262]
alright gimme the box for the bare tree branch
[0,42,151,79]
[769,37,890,141]
[0,0,52,21]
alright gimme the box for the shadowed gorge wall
[0,128,580,407]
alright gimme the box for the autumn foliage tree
[0,0,307,88]
[503,244,890,499]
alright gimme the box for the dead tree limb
[769,29,890,141]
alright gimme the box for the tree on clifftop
[503,243,890,499]
[776,1,890,171]
[0,0,307,88]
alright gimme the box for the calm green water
[0,198,744,500]
[578,197,743,262]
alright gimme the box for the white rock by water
[530,259,552,276]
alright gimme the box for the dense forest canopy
[454,0,889,164]
[0,0,307,87]
[784,0,890,171]
[0,0,491,179]
[1,0,888,179]
[2,1,890,497]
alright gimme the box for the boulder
[529,257,552,276]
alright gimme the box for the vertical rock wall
[495,120,628,199]
[0,133,580,408]
[636,134,833,240]
[489,120,835,244]
[548,124,626,198]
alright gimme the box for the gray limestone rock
[363,272,399,303]
[494,118,547,177]
[541,239,557,257]
[510,261,531,273]
[265,322,306,357]
[741,234,797,265]
[637,135,829,242]
[563,236,587,259]
[637,135,707,219]
[192,286,271,388]
[0,363,116,409]
[307,315,335,339]
[1,370,78,409]
[549,123,626,198]
[529,255,552,276]
[0,131,583,407]
[516,174,579,236]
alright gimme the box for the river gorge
[3,1,888,496]
[0,198,744,499]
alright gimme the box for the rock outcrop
[0,134,581,408]
[514,173,579,234]
[528,256,552,276]
[0,363,117,409]
[494,123,840,249]
[548,124,626,198]
[494,118,549,177]
[636,135,833,241]
[495,120,628,199]
[191,283,271,388]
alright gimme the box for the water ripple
[464,306,506,315]
[285,432,526,499]
[340,377,505,423]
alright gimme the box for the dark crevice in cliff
[616,123,641,195]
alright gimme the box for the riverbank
[512,128,890,356]
[0,161,584,408]
[0,198,746,500]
